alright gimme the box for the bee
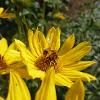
[43,48,58,61]
[36,48,58,71]
[43,48,49,56]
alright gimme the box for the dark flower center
[0,55,8,70]
[35,49,58,71]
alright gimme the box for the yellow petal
[64,61,96,71]
[9,62,31,79]
[7,42,17,50]
[0,38,8,56]
[16,66,31,79]
[4,50,21,65]
[27,65,45,80]
[46,27,60,51]
[35,67,57,100]
[60,69,96,82]
[0,96,4,100]
[55,73,73,88]
[20,48,36,69]
[14,39,36,67]
[65,79,85,100]
[28,29,38,57]
[0,7,4,14]
[60,42,92,65]
[7,70,31,100]
[14,39,26,50]
[58,34,75,55]
[33,28,48,56]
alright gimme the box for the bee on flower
[15,27,96,100]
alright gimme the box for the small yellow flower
[0,7,15,19]
[65,79,85,100]
[15,27,96,100]
[0,38,31,100]
[53,12,65,20]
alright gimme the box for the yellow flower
[15,27,96,100]
[65,79,85,100]
[53,12,65,20]
[0,38,31,100]
[0,7,15,19]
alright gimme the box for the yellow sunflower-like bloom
[0,7,15,19]
[65,79,85,100]
[0,38,31,100]
[15,27,96,100]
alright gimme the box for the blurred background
[0,0,100,100]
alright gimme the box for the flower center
[0,55,8,70]
[35,49,58,71]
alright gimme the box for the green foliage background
[0,0,100,100]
